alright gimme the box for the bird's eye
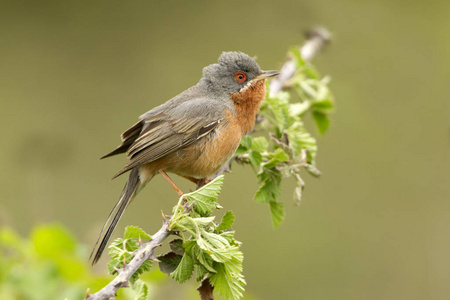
[234,72,246,83]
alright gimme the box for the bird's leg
[159,170,184,197]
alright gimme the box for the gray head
[200,52,278,95]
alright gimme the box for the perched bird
[90,52,279,264]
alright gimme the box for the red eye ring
[234,72,246,83]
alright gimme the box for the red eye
[234,72,246,82]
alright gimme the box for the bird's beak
[251,70,280,82]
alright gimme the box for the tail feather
[90,169,141,264]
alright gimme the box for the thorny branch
[85,220,171,300]
[86,27,331,300]
[269,27,331,96]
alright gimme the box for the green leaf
[263,148,289,169]
[311,98,333,113]
[192,216,216,227]
[183,175,224,216]
[124,226,151,240]
[158,252,183,274]
[254,185,271,203]
[169,239,185,256]
[131,279,149,300]
[260,92,292,131]
[216,211,235,232]
[170,253,194,283]
[196,264,208,282]
[312,110,330,134]
[234,144,248,156]
[285,122,317,158]
[32,224,76,258]
[269,201,285,228]
[289,102,310,117]
[248,150,263,169]
[196,248,216,273]
[209,256,246,300]
[251,136,269,152]
[240,135,252,149]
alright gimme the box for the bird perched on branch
[90,52,279,264]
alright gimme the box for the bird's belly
[163,121,242,179]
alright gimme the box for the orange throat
[230,79,267,135]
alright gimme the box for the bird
[90,51,279,264]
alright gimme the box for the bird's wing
[111,98,226,178]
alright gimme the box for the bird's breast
[229,79,267,135]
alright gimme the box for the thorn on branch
[84,289,90,300]
[148,256,161,262]
[114,279,128,288]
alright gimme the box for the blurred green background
[1,0,449,299]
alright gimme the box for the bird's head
[201,52,279,95]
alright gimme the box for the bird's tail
[90,168,141,264]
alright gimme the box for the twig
[198,278,214,300]
[269,26,331,96]
[85,219,172,300]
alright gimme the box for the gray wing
[111,98,226,179]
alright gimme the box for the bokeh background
[1,0,449,299]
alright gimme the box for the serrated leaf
[285,122,317,157]
[183,240,197,255]
[220,231,241,246]
[289,102,310,117]
[158,251,182,274]
[248,150,263,169]
[216,211,235,232]
[209,257,246,300]
[170,239,185,256]
[251,136,269,152]
[269,201,285,228]
[260,92,291,131]
[183,175,224,216]
[170,253,194,283]
[192,216,216,227]
[311,98,333,113]
[240,135,252,149]
[196,264,208,282]
[312,110,330,134]
[131,279,149,300]
[124,226,151,240]
[234,144,249,156]
[263,148,289,169]
[196,248,216,273]
[254,185,271,203]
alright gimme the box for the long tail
[90,168,141,264]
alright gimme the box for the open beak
[251,70,280,82]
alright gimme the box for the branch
[198,278,214,300]
[85,219,172,300]
[269,26,331,96]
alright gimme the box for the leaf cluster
[164,176,245,300]
[107,176,245,300]
[233,48,334,226]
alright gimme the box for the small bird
[90,52,279,264]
